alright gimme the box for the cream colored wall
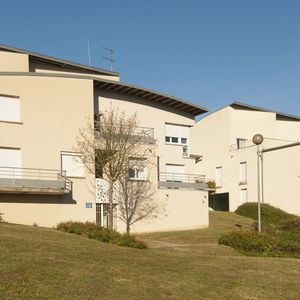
[30,60,120,81]
[0,50,29,72]
[263,145,300,215]
[95,90,198,175]
[192,106,300,215]
[118,189,209,233]
[0,75,97,226]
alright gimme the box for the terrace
[0,167,72,195]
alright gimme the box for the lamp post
[252,134,264,233]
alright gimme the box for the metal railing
[159,172,206,183]
[95,125,154,140]
[230,140,254,151]
[0,166,72,191]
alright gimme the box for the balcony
[95,125,155,144]
[0,167,72,195]
[158,172,207,190]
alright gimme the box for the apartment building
[0,44,209,232]
[191,102,300,215]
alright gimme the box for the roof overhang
[94,79,208,117]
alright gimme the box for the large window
[165,123,190,156]
[215,167,222,188]
[239,162,247,184]
[0,95,21,123]
[128,159,148,181]
[61,152,85,177]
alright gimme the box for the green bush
[277,218,300,234]
[235,203,296,228]
[57,221,147,249]
[219,231,300,258]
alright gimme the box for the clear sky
[1,0,300,115]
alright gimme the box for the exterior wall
[118,189,209,233]
[0,50,29,72]
[0,75,96,227]
[192,106,300,215]
[0,72,208,231]
[95,90,198,175]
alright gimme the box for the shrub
[277,218,300,234]
[0,212,4,223]
[206,180,216,189]
[219,231,300,258]
[57,221,147,249]
[235,203,295,228]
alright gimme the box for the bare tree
[76,108,155,229]
[119,177,162,233]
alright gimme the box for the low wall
[119,189,209,233]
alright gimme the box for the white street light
[252,134,263,233]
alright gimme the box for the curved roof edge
[0,71,208,117]
[0,43,119,77]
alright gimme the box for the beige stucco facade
[191,104,300,215]
[0,45,209,232]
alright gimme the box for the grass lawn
[0,212,299,300]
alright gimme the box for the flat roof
[0,71,208,117]
[0,43,119,77]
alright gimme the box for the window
[165,123,190,156]
[240,189,248,203]
[237,138,247,149]
[239,162,247,184]
[215,167,222,187]
[61,152,85,177]
[0,95,21,123]
[128,159,148,180]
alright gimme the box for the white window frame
[165,123,190,157]
[240,188,248,204]
[239,162,247,184]
[128,158,148,181]
[61,151,85,178]
[215,167,222,188]
[0,94,21,123]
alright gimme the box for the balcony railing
[230,140,254,151]
[95,125,155,144]
[158,172,207,190]
[0,166,72,194]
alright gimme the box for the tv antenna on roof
[103,46,115,71]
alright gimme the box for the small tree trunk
[108,180,114,229]
[126,222,130,234]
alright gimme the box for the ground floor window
[240,188,248,204]
[96,203,118,228]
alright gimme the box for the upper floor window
[237,138,247,149]
[165,123,190,156]
[128,158,148,181]
[0,95,21,123]
[61,152,85,178]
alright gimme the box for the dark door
[209,192,229,211]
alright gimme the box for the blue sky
[1,0,300,115]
